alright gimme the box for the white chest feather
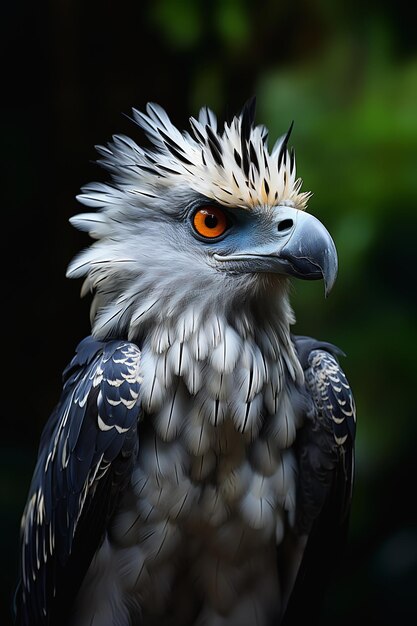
[74,315,306,626]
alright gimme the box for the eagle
[15,98,356,626]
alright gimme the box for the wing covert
[306,348,356,445]
[281,335,356,625]
[16,336,142,626]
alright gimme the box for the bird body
[15,100,356,626]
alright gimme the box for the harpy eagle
[15,99,356,626]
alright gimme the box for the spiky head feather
[76,99,310,216]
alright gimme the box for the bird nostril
[277,218,294,233]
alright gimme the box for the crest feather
[76,101,311,212]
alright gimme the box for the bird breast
[82,315,306,624]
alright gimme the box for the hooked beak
[214,206,338,296]
[278,208,338,296]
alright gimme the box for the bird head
[67,99,337,340]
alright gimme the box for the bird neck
[135,281,304,441]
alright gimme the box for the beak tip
[323,252,338,297]
[324,283,333,298]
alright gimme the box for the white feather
[150,325,172,354]
[181,358,203,395]
[167,340,192,378]
[248,437,280,476]
[154,382,187,441]
[231,391,263,434]
[69,212,110,239]
[239,490,275,534]
[218,467,249,505]
[210,325,242,374]
[269,394,298,449]
[165,479,197,520]
[182,407,214,455]
[204,315,224,349]
[270,449,298,516]
[175,308,199,341]
[139,348,167,413]
[189,327,210,361]
[129,297,159,330]
[204,370,232,402]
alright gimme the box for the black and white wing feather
[15,336,142,626]
[281,335,356,625]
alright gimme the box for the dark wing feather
[15,336,142,626]
[281,335,356,625]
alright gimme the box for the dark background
[2,1,417,624]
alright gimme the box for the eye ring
[192,206,229,239]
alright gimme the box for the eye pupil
[205,214,218,229]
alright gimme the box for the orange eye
[193,206,228,239]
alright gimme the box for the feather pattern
[278,336,356,624]
[16,98,356,626]
[71,101,310,251]
[306,349,356,445]
[296,341,356,528]
[16,337,142,625]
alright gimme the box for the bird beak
[277,208,338,296]
[214,206,338,295]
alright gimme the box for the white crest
[77,99,311,212]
